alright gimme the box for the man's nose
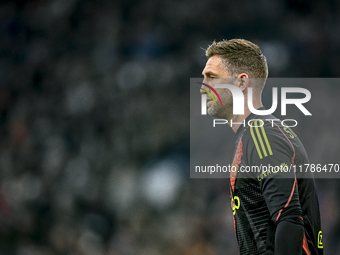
[200,80,210,94]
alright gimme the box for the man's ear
[237,73,249,92]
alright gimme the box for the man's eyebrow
[202,71,218,77]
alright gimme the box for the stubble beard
[207,100,233,121]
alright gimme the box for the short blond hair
[206,39,268,93]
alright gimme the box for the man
[200,39,323,255]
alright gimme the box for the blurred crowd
[0,0,340,254]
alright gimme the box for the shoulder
[241,119,295,160]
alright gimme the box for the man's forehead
[202,55,225,75]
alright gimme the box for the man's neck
[230,103,263,132]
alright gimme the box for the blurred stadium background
[0,0,340,254]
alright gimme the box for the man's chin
[207,108,219,118]
[207,107,228,120]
